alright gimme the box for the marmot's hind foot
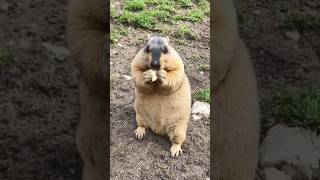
[134,127,146,140]
[170,144,182,157]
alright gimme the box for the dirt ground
[235,0,320,179]
[0,0,82,179]
[110,3,210,180]
[236,0,320,132]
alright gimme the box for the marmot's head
[143,36,170,70]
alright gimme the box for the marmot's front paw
[143,70,157,83]
[170,144,182,157]
[157,69,167,82]
[134,127,146,140]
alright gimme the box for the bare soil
[0,0,82,179]
[235,0,320,179]
[236,0,320,132]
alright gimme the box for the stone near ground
[260,124,320,169]
[294,161,313,179]
[264,167,291,180]
[191,101,210,118]
[281,164,310,180]
[117,43,123,48]
[42,43,71,62]
[123,75,132,81]
[0,1,10,11]
[285,30,300,41]
[254,10,261,15]
[191,114,201,120]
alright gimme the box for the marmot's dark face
[144,36,169,70]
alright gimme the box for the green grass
[117,11,136,24]
[155,24,171,36]
[175,39,187,45]
[155,4,174,13]
[175,9,206,22]
[144,0,173,6]
[111,4,117,17]
[198,0,210,14]
[124,0,145,11]
[272,87,320,133]
[279,12,320,32]
[196,64,209,71]
[117,9,171,29]
[177,0,192,8]
[176,25,198,40]
[0,48,14,66]
[114,0,209,31]
[110,27,128,44]
[190,54,201,61]
[134,11,157,28]
[194,88,210,103]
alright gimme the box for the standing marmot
[131,36,191,157]
[212,0,260,179]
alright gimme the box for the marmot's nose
[150,60,160,69]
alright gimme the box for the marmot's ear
[144,44,150,53]
[161,46,168,54]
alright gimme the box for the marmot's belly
[135,77,191,135]
[137,95,185,135]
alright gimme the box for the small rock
[199,71,204,75]
[117,43,123,48]
[264,167,291,180]
[0,1,10,11]
[123,75,132,81]
[285,31,300,41]
[191,101,210,118]
[158,164,168,169]
[192,114,201,120]
[281,164,310,180]
[260,124,320,169]
[42,43,71,61]
[254,10,261,15]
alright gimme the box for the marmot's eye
[162,46,168,54]
[144,44,150,53]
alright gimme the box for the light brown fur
[131,37,191,157]
[212,0,260,179]
[66,0,107,179]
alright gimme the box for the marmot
[67,0,107,179]
[212,0,260,179]
[131,36,191,157]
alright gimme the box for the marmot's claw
[134,127,146,140]
[143,70,157,83]
[157,69,167,82]
[170,144,182,157]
